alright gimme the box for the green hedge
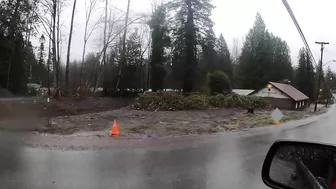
[134,91,269,111]
[208,71,230,95]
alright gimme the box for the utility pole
[314,41,329,112]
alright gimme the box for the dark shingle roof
[270,82,309,101]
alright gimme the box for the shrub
[209,94,227,108]
[184,93,209,109]
[223,93,246,108]
[244,96,269,109]
[208,71,230,95]
[134,91,269,111]
[134,91,186,111]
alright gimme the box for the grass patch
[128,125,152,133]
[231,114,274,126]
[282,114,302,122]
[231,112,304,126]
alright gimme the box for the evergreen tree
[269,36,293,82]
[216,34,232,86]
[322,66,333,100]
[120,30,142,91]
[0,0,38,93]
[305,50,316,100]
[38,35,45,66]
[201,29,217,73]
[168,0,215,92]
[197,29,217,92]
[170,11,186,90]
[325,66,336,91]
[237,13,271,89]
[237,13,294,90]
[148,5,170,92]
[295,48,315,100]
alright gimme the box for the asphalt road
[0,106,335,189]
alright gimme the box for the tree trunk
[79,40,87,88]
[115,0,131,92]
[6,0,22,90]
[6,47,15,89]
[52,0,58,94]
[56,0,60,78]
[183,0,196,93]
[80,0,97,89]
[47,14,53,97]
[65,0,77,90]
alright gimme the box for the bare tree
[116,0,131,91]
[47,13,53,97]
[102,0,108,96]
[138,25,151,89]
[65,0,77,90]
[80,0,101,88]
[94,13,120,93]
[91,15,144,92]
[52,0,58,91]
[39,0,61,94]
[56,0,61,76]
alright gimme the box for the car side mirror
[262,140,336,189]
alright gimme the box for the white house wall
[252,87,290,99]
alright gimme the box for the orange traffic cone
[110,120,120,136]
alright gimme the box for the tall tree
[268,35,293,82]
[38,35,46,66]
[37,34,45,84]
[119,30,142,90]
[295,48,315,100]
[80,0,100,88]
[0,0,38,93]
[322,66,333,100]
[237,13,292,90]
[103,0,108,96]
[325,66,336,91]
[65,0,77,90]
[237,13,271,89]
[168,0,215,92]
[216,34,232,86]
[201,30,217,73]
[116,0,131,91]
[51,0,59,92]
[148,4,170,92]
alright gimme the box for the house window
[298,101,301,108]
[303,101,305,106]
[296,102,298,109]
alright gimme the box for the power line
[282,0,318,68]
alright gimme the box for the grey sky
[34,0,336,71]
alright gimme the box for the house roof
[233,89,255,96]
[270,82,309,101]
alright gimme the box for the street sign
[271,108,284,124]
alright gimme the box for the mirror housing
[262,140,336,189]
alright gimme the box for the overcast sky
[35,0,336,71]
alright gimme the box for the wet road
[0,106,335,189]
